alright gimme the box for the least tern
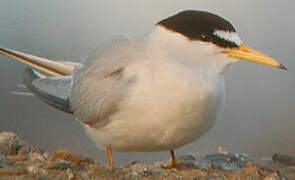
[0,10,286,168]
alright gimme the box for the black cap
[157,10,240,48]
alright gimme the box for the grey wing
[23,67,74,114]
[71,35,140,128]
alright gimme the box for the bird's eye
[199,33,210,41]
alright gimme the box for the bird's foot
[161,162,179,170]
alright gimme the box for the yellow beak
[223,45,287,70]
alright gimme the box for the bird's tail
[0,46,79,113]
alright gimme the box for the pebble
[193,153,251,171]
[66,168,75,179]
[27,165,39,174]
[273,153,295,166]
[0,155,14,168]
[0,131,25,156]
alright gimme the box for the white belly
[83,60,226,152]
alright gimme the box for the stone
[0,131,26,156]
[273,153,295,166]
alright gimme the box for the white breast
[83,57,226,152]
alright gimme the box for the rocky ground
[0,131,294,180]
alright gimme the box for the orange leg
[162,150,178,169]
[169,150,178,169]
[106,145,114,168]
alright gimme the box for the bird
[0,10,287,169]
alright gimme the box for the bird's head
[156,10,287,70]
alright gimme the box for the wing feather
[71,35,139,128]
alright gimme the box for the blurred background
[0,0,294,165]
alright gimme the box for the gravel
[0,131,294,180]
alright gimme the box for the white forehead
[213,30,243,46]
